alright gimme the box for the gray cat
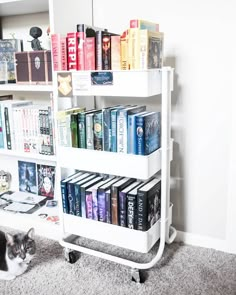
[0,228,36,280]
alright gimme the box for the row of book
[51,19,163,71]
[57,104,161,155]
[61,171,161,231]
[0,97,55,155]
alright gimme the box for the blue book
[135,112,160,155]
[127,111,148,154]
[67,172,90,215]
[0,104,4,148]
[60,172,83,214]
[117,105,146,154]
[94,111,103,150]
[74,174,97,216]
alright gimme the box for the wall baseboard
[176,231,236,255]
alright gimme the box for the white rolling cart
[54,67,177,283]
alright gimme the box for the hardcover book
[0,39,23,83]
[111,35,121,70]
[37,164,56,199]
[60,171,83,214]
[111,177,136,225]
[135,111,161,155]
[137,177,161,231]
[66,32,79,70]
[97,177,122,222]
[117,105,146,154]
[18,160,37,194]
[74,174,97,216]
[120,30,129,70]
[119,181,142,227]
[77,109,96,148]
[85,37,95,70]
[93,111,103,151]
[51,33,68,71]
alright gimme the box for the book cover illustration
[57,72,72,97]
[37,164,56,199]
[18,161,37,194]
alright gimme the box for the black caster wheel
[68,251,77,264]
[131,269,145,283]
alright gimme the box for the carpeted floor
[0,226,236,295]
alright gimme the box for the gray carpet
[0,226,236,295]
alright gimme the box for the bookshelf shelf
[58,139,173,180]
[59,69,174,97]
[0,0,48,16]
[0,84,53,93]
[0,149,57,162]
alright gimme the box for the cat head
[5,228,36,264]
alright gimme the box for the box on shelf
[15,50,52,84]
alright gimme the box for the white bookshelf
[0,84,53,92]
[0,149,56,162]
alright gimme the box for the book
[120,30,129,70]
[102,33,111,70]
[0,39,23,82]
[137,177,161,231]
[117,105,146,154]
[111,35,121,70]
[127,182,146,229]
[85,37,95,70]
[66,32,79,70]
[128,20,159,70]
[135,111,161,155]
[139,30,164,69]
[127,111,148,154]
[18,160,37,194]
[111,177,136,225]
[70,112,79,148]
[93,111,103,150]
[60,171,83,213]
[67,172,91,215]
[77,109,96,148]
[85,112,97,150]
[80,176,103,218]
[51,33,68,71]
[119,181,142,227]
[74,174,97,216]
[37,164,56,199]
[97,177,122,222]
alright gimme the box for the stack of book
[61,170,161,231]
[57,104,161,156]
[51,19,163,71]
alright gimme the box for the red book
[66,32,79,70]
[85,37,95,70]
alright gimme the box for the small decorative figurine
[29,26,44,51]
[0,170,12,193]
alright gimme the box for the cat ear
[5,233,14,246]
[27,228,35,239]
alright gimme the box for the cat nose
[20,252,26,260]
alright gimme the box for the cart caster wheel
[131,269,144,284]
[64,249,77,264]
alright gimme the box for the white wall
[93,0,235,241]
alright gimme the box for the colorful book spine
[85,191,93,219]
[85,37,95,70]
[70,113,78,148]
[120,30,129,70]
[78,112,86,148]
[0,105,5,149]
[51,34,68,71]
[111,35,121,70]
[93,111,103,151]
[86,113,94,150]
[102,33,111,70]
[97,189,106,222]
[66,32,78,70]
[105,189,111,223]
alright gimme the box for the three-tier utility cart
[54,67,177,283]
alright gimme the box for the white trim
[176,231,236,254]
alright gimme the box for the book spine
[74,184,81,216]
[95,31,102,70]
[127,114,136,154]
[0,105,6,149]
[97,190,106,222]
[80,187,87,218]
[128,28,140,70]
[130,19,159,31]
[47,106,55,155]
[51,34,60,71]
[127,194,136,229]
[70,113,78,148]
[120,30,128,70]
[60,181,69,214]
[135,115,145,155]
[78,113,86,148]
[111,35,121,70]
[102,108,110,151]
[67,182,75,215]
[85,37,95,70]
[105,190,111,223]
[119,191,127,227]
[139,30,148,70]
[0,105,5,149]
[77,26,85,70]
[86,191,93,219]
[86,114,94,150]
[117,110,126,153]
[93,111,103,151]
[60,37,68,70]
[4,106,11,150]
[111,186,119,225]
[92,189,99,220]
[102,33,111,70]
[66,32,78,70]
[110,109,117,152]
[137,191,148,231]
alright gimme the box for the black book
[137,177,161,231]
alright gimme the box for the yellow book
[120,30,129,70]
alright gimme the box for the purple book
[86,191,93,219]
